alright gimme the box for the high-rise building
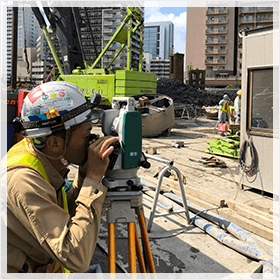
[78,7,143,69]
[185,6,274,87]
[7,7,40,83]
[143,21,174,59]
[35,7,143,71]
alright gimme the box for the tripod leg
[108,223,116,273]
[135,228,146,273]
[137,214,156,273]
[128,222,137,273]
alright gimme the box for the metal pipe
[41,25,65,75]
[144,153,173,166]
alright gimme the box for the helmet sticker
[50,92,57,98]
[27,86,44,104]
[42,95,48,101]
[59,91,66,97]
[38,98,73,113]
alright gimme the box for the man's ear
[45,135,64,153]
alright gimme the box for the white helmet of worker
[19,81,103,138]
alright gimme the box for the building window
[206,36,214,43]
[207,27,214,33]
[219,66,225,70]
[248,67,273,134]
[219,36,226,43]
[207,16,215,23]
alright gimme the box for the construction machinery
[31,6,175,137]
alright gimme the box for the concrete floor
[68,117,277,275]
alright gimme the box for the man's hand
[85,136,119,183]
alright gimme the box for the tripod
[103,190,156,273]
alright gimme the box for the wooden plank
[226,200,274,229]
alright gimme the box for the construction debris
[145,147,157,155]
[171,140,184,148]
[201,156,227,168]
[189,156,227,168]
[156,78,238,118]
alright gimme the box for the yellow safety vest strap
[7,143,71,273]
[7,153,50,183]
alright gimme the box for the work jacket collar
[28,141,70,192]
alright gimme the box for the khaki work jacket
[3,140,107,273]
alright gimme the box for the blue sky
[144,5,187,56]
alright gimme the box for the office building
[143,21,174,59]
[185,6,274,87]
[7,7,40,83]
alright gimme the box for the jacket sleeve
[7,167,107,273]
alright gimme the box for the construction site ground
[68,117,277,276]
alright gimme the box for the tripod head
[101,97,150,191]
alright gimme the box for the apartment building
[150,57,170,78]
[185,6,274,87]
[143,21,174,60]
[78,7,143,69]
[237,7,273,78]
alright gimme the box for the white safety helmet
[17,81,103,138]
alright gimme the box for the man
[2,81,118,273]
[218,94,231,124]
[234,90,241,124]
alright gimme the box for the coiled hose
[239,137,258,176]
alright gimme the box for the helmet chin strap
[32,130,70,166]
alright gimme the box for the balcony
[239,7,254,13]
[205,58,227,65]
[205,39,215,44]
[103,28,116,33]
[218,59,227,64]
[206,7,228,15]
[205,48,227,55]
[206,8,215,15]
[206,28,228,35]
[206,18,228,25]
[218,8,228,14]
[256,7,273,12]
[218,38,228,44]
[257,15,273,22]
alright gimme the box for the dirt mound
[156,78,238,118]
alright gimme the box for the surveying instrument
[101,97,155,273]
